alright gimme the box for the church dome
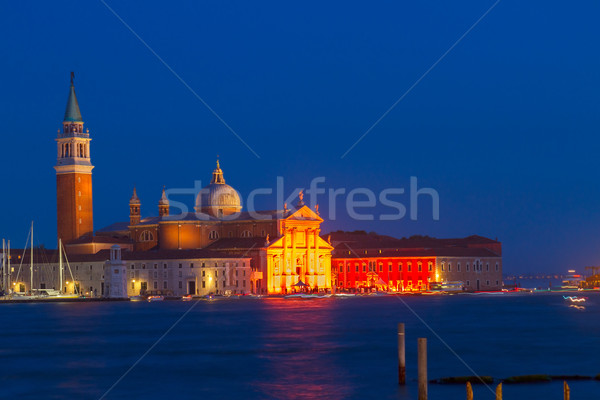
[194,160,242,217]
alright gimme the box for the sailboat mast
[30,221,33,293]
[2,239,5,292]
[59,238,63,293]
[7,240,10,292]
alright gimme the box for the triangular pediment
[285,206,323,222]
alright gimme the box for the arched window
[209,230,219,240]
[241,230,252,238]
[140,231,154,242]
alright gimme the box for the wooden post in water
[398,323,405,385]
[418,338,427,400]
[564,381,570,400]
[496,383,502,400]
[466,382,473,400]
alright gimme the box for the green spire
[63,72,83,122]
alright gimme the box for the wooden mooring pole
[466,382,473,400]
[398,323,405,385]
[564,381,570,400]
[418,337,427,400]
[496,383,502,400]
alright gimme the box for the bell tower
[158,187,170,217]
[129,187,141,225]
[54,72,94,244]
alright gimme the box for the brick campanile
[54,72,94,244]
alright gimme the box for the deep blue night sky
[1,1,599,273]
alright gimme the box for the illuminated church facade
[95,162,333,294]
[56,75,332,295]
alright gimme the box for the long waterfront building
[0,74,503,297]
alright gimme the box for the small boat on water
[181,294,193,301]
[430,281,464,293]
[147,295,164,302]
[560,270,585,290]
[284,293,330,299]
[333,293,356,298]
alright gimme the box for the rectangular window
[486,264,489,272]
[398,263,402,272]
[388,263,392,272]
[131,282,134,289]
[131,264,135,270]
[164,263,167,269]
[153,271,158,279]
[163,281,167,289]
[362,264,366,272]
[202,271,205,277]
[178,271,182,278]
[418,265,422,272]
[339,266,343,272]
[442,264,445,271]
[486,280,490,285]
[495,264,499,271]
[428,264,432,272]
[154,264,157,269]
[466,264,470,272]
[202,281,206,288]
[243,280,246,288]
[466,280,470,286]
[191,263,194,268]
[153,281,158,289]
[448,264,451,272]
[457,263,461,272]
[378,264,382,272]
[355,265,359,272]
[496,280,499,285]
[408,264,412,272]
[142,264,146,269]
[179,263,182,269]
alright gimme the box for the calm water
[1,292,600,399]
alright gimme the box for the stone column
[291,227,297,289]
[314,228,320,280]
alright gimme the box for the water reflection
[254,299,352,399]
